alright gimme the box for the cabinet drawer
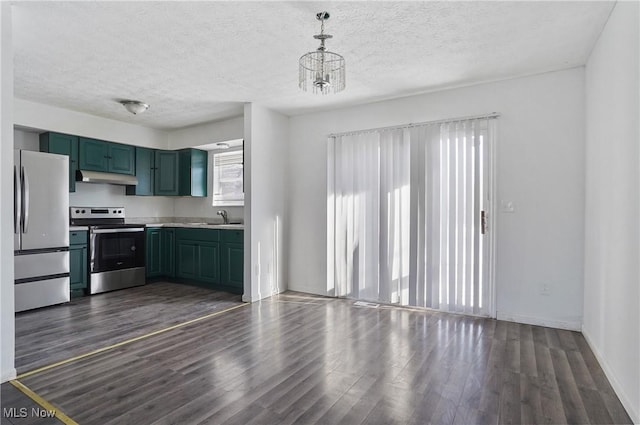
[221,229,244,245]
[69,231,88,245]
[175,228,220,242]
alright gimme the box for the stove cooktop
[69,206,138,227]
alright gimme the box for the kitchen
[13,122,251,373]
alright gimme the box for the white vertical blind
[328,117,495,316]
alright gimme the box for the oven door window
[92,231,145,273]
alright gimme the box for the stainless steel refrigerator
[14,150,70,312]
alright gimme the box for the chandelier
[299,11,345,94]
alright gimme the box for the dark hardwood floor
[14,291,632,425]
[0,383,62,425]
[15,282,242,374]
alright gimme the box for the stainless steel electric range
[70,207,145,294]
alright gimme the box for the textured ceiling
[12,1,614,130]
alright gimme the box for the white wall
[70,184,174,220]
[14,98,168,149]
[288,68,586,330]
[0,2,15,383]
[583,2,640,423]
[167,116,243,150]
[169,117,245,221]
[243,104,288,302]
[13,127,38,150]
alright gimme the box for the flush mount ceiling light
[215,142,230,149]
[299,11,345,94]
[120,100,149,115]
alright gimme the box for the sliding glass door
[328,117,494,316]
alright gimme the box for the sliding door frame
[487,123,498,319]
[327,114,499,319]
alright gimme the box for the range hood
[76,170,138,186]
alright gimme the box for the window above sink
[212,145,244,207]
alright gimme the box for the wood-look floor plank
[16,290,633,425]
[550,348,590,424]
[15,282,242,373]
[0,383,63,425]
[519,374,545,425]
[578,386,615,425]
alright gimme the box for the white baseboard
[1,367,16,383]
[242,286,287,303]
[582,328,639,424]
[496,311,582,331]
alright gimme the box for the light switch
[501,200,515,213]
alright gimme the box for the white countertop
[143,223,244,230]
[70,224,243,231]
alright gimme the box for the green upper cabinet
[154,150,179,196]
[178,149,207,197]
[78,137,109,171]
[126,147,155,196]
[109,144,135,174]
[78,137,134,175]
[39,132,79,192]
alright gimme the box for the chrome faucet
[216,210,229,224]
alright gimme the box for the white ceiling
[12,1,614,130]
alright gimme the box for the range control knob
[75,209,80,213]
[113,210,117,214]
[81,209,86,214]
[118,210,122,214]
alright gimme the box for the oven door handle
[91,228,145,234]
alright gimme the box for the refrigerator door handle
[14,164,21,234]
[22,165,29,233]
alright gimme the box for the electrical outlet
[540,284,551,296]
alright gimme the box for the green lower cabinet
[197,242,220,284]
[176,241,198,280]
[146,227,242,294]
[220,229,244,293]
[145,228,162,278]
[175,240,220,286]
[146,228,175,279]
[69,231,88,297]
[221,243,244,291]
[160,229,175,278]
